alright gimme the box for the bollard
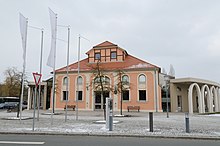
[149,112,153,132]
[185,113,190,133]
[109,109,113,131]
[106,98,109,129]
[106,98,113,131]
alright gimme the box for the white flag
[47,8,57,68]
[19,13,28,121]
[19,13,28,68]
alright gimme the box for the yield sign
[33,72,42,87]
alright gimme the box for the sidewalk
[0,110,220,140]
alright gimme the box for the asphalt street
[0,134,220,146]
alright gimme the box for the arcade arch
[201,85,210,113]
[188,83,202,114]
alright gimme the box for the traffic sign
[33,72,42,87]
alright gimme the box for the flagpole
[20,17,28,121]
[37,29,44,121]
[76,34,80,120]
[50,13,57,125]
[65,26,70,122]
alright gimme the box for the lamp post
[164,74,170,118]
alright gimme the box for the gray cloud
[0,0,220,83]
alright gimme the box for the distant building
[27,78,52,110]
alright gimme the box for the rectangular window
[111,51,117,59]
[62,91,68,101]
[139,90,146,101]
[95,53,101,60]
[122,90,129,101]
[77,91,83,101]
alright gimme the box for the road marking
[0,141,45,145]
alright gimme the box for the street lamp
[164,74,170,118]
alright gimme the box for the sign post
[32,72,42,131]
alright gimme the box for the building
[159,73,175,112]
[27,78,52,110]
[26,41,220,114]
[169,78,220,114]
[53,41,162,112]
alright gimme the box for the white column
[27,86,31,110]
[153,69,158,112]
[210,86,215,113]
[201,86,205,113]
[214,87,219,112]
[218,88,220,112]
[155,70,159,111]
[201,85,210,113]
[188,83,201,114]
[43,84,47,110]
[188,85,193,114]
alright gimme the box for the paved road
[0,134,220,146]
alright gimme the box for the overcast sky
[0,0,220,83]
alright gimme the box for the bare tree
[4,67,22,97]
[2,67,28,117]
[0,67,23,98]
[114,70,130,115]
[90,60,113,120]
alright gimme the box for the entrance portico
[170,78,220,114]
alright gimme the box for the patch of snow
[214,132,220,135]
[14,128,32,131]
[114,114,131,117]
[2,117,32,120]
[100,125,108,131]
[94,120,120,124]
[94,120,106,124]
[41,113,62,115]
[127,63,151,69]
[70,68,78,71]
[114,114,125,117]
[207,114,220,117]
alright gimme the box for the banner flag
[47,8,57,68]
[19,12,28,121]
[19,13,28,68]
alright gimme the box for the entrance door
[94,91,109,110]
[177,95,182,112]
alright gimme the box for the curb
[0,132,220,141]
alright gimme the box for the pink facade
[53,41,162,112]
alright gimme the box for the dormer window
[111,51,117,59]
[95,53,101,60]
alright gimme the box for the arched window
[62,77,68,101]
[139,74,146,84]
[138,74,147,101]
[94,76,110,84]
[77,76,83,85]
[63,77,68,86]
[122,75,129,85]
[104,76,110,84]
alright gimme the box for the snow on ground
[207,114,220,117]
[94,120,120,124]
[0,110,220,138]
[2,117,32,120]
